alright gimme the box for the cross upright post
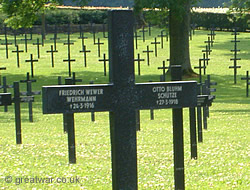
[50,25,60,51]
[95,38,104,57]
[151,37,160,57]
[241,71,250,97]
[33,38,42,59]
[12,45,24,68]
[46,45,58,67]
[194,56,207,84]
[1,26,12,59]
[80,45,91,67]
[158,59,170,82]
[0,76,13,112]
[21,33,29,53]
[25,54,38,78]
[134,53,145,76]
[99,53,109,76]
[139,26,148,42]
[158,30,167,49]
[133,29,141,50]
[143,45,153,66]
[202,45,211,65]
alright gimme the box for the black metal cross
[12,45,24,68]
[158,30,168,49]
[241,71,250,97]
[78,31,88,47]
[194,56,206,83]
[46,45,58,67]
[134,53,145,76]
[142,45,153,66]
[50,25,60,51]
[80,45,91,67]
[158,59,170,82]
[204,37,213,54]
[1,26,12,59]
[63,53,76,77]
[0,76,13,112]
[151,37,160,57]
[25,54,38,78]
[139,26,148,42]
[199,53,209,75]
[33,38,42,58]
[202,45,212,65]
[95,38,104,57]
[133,29,141,50]
[99,53,109,76]
[21,33,29,53]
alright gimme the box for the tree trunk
[169,0,197,77]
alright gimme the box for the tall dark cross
[25,54,38,78]
[46,45,58,68]
[13,81,35,144]
[42,10,197,189]
[80,45,91,67]
[64,25,74,55]
[134,53,145,76]
[91,24,97,44]
[133,29,141,50]
[95,38,104,57]
[78,31,88,47]
[50,25,60,51]
[1,26,12,59]
[21,33,29,53]
[158,30,168,49]
[33,38,42,59]
[63,53,76,77]
[13,30,18,46]
[143,45,153,66]
[99,53,109,76]
[194,56,207,84]
[20,72,37,87]
[12,45,24,68]
[204,37,213,54]
[229,28,241,84]
[139,26,148,42]
[202,45,211,65]
[20,81,41,122]
[241,71,250,97]
[199,53,209,75]
[158,59,170,82]
[148,22,152,36]
[0,67,6,85]
[151,37,160,57]
[102,23,108,38]
[78,24,83,39]
[0,76,13,112]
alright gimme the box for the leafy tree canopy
[0,0,89,28]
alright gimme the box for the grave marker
[12,45,24,68]
[46,45,58,67]
[158,59,170,82]
[151,37,160,57]
[202,45,211,65]
[133,29,141,50]
[241,71,250,97]
[0,76,13,112]
[25,54,38,78]
[142,45,153,66]
[95,38,104,57]
[80,45,91,67]
[139,26,148,42]
[42,10,198,189]
[21,33,29,53]
[33,38,42,59]
[1,26,12,59]
[134,53,145,76]
[158,30,168,49]
[50,25,60,51]
[99,53,109,76]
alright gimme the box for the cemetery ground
[0,27,249,189]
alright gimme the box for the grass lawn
[0,27,249,189]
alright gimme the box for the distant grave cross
[241,71,250,97]
[25,54,38,78]
[199,53,209,75]
[139,26,148,42]
[50,25,60,51]
[133,29,141,49]
[1,26,12,59]
[158,59,170,82]
[12,45,24,68]
[33,38,42,58]
[143,45,153,66]
[151,37,160,57]
[21,33,29,52]
[99,53,109,76]
[194,56,207,83]
[46,45,58,67]
[63,53,76,77]
[158,30,168,49]
[80,45,91,67]
[95,38,104,57]
[202,45,211,65]
[134,53,145,76]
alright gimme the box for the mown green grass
[0,27,249,189]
